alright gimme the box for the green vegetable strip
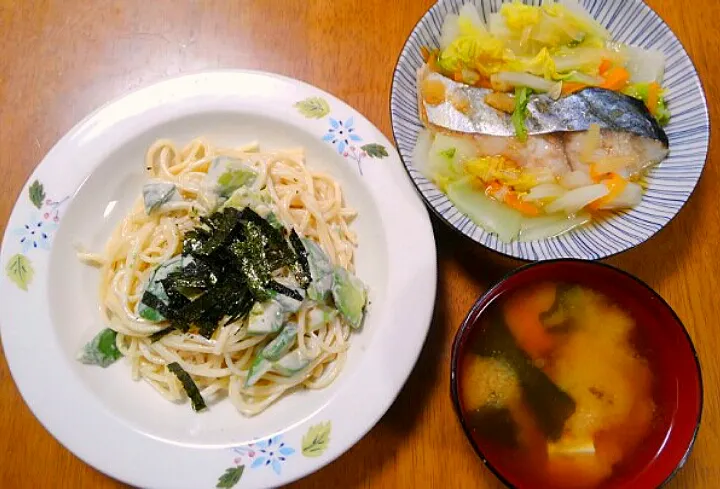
[77,328,123,368]
[622,82,671,126]
[167,362,207,412]
[512,86,532,142]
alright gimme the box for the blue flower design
[233,435,295,476]
[14,213,57,252]
[322,117,362,154]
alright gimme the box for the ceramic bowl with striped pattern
[390,0,709,261]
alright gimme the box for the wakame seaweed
[465,405,519,448]
[476,312,576,441]
[139,206,311,339]
[167,362,207,412]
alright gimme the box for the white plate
[0,71,436,489]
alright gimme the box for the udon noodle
[79,138,360,415]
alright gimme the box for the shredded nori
[268,280,304,301]
[149,327,174,342]
[165,258,217,290]
[167,362,207,412]
[289,229,311,288]
[141,290,174,319]
[229,221,272,301]
[139,206,308,339]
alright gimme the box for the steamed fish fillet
[418,67,668,144]
[475,134,571,177]
[444,130,665,181]
[417,65,669,178]
[564,130,669,178]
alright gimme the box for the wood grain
[0,0,717,487]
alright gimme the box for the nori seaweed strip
[167,362,207,412]
[141,289,190,332]
[225,288,254,324]
[183,229,208,255]
[194,208,243,256]
[165,259,217,290]
[169,279,248,338]
[267,280,304,301]
[141,290,174,318]
[241,207,295,269]
[289,229,311,288]
[149,327,174,342]
[229,223,272,301]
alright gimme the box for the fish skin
[420,71,668,146]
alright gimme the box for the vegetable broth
[459,282,659,488]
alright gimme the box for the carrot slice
[420,46,431,62]
[503,283,557,359]
[589,163,604,182]
[474,76,493,89]
[427,50,441,73]
[505,192,541,216]
[647,82,660,115]
[562,81,588,95]
[589,173,628,210]
[485,180,503,196]
[599,67,630,91]
[598,58,613,76]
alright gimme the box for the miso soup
[458,282,657,489]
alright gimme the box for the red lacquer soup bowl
[450,260,702,489]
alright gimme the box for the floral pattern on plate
[5,179,68,291]
[295,97,389,175]
[216,422,332,487]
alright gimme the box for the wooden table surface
[0,1,717,488]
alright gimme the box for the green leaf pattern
[301,421,332,458]
[216,465,245,488]
[28,180,45,209]
[5,253,33,291]
[361,143,389,159]
[294,97,331,119]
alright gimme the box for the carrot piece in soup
[503,283,557,359]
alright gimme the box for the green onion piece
[512,86,532,142]
[167,362,207,412]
